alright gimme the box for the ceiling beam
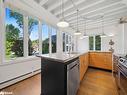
[79,21,118,32]
[74,18,119,29]
[39,0,48,6]
[76,20,119,32]
[122,0,127,5]
[59,0,105,18]
[69,6,127,24]
[87,6,127,18]
[48,0,68,12]
[66,1,122,21]
[71,17,119,29]
[71,11,127,29]
[54,0,87,16]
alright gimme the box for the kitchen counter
[38,52,88,95]
[37,52,88,63]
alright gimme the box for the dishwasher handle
[69,64,78,70]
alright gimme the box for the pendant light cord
[102,16,104,34]
[84,19,86,35]
[70,0,78,10]
[61,0,64,20]
[77,9,79,31]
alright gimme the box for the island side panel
[41,58,66,95]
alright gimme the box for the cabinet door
[79,55,84,81]
[79,53,89,82]
[89,52,112,70]
[84,53,89,74]
[105,53,112,70]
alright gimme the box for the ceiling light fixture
[57,0,69,28]
[100,16,107,37]
[74,9,81,35]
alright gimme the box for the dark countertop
[36,52,88,63]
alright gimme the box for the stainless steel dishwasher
[67,59,80,95]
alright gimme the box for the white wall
[77,23,127,55]
[124,23,127,54]
[0,57,41,89]
[77,37,89,53]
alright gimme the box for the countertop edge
[36,52,89,63]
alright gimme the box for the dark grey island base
[37,53,82,95]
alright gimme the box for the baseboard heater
[0,69,41,90]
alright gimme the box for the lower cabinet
[79,52,112,82]
[79,53,89,82]
[89,52,112,70]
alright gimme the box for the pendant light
[80,19,88,39]
[74,9,81,35]
[57,0,69,28]
[101,16,106,37]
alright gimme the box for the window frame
[28,16,39,56]
[5,7,25,60]
[62,32,73,53]
[51,27,57,53]
[0,4,58,64]
[89,35,101,51]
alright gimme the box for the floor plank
[0,74,41,95]
[77,68,118,95]
[0,68,118,95]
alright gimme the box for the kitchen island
[37,53,85,95]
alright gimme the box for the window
[89,36,94,50]
[66,34,69,52]
[63,33,65,52]
[51,28,57,53]
[89,35,101,51]
[3,7,58,62]
[63,33,73,52]
[68,35,72,52]
[71,36,74,52]
[42,24,49,54]
[95,35,101,50]
[5,8,24,60]
[28,17,39,56]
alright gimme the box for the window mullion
[23,15,28,57]
[0,0,5,63]
[93,36,95,51]
[65,33,67,52]
[39,21,42,54]
[49,26,52,54]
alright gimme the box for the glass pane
[66,35,68,44]
[89,36,94,50]
[66,34,69,52]
[28,17,39,56]
[68,35,71,52]
[5,8,24,60]
[63,33,65,52]
[95,35,101,50]
[51,28,57,53]
[71,36,74,52]
[42,24,49,54]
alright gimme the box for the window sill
[0,56,40,67]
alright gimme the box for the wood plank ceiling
[34,0,127,31]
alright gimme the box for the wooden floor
[1,68,118,95]
[77,68,118,95]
